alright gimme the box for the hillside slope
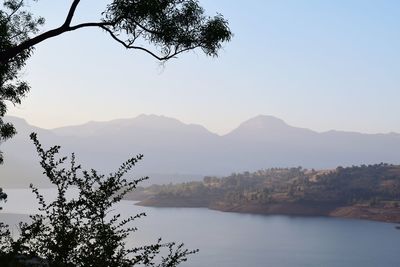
[133,164,400,223]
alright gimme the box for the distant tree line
[132,164,400,208]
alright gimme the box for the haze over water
[1,189,399,267]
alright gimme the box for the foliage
[0,186,6,205]
[131,164,400,208]
[2,133,197,266]
[0,0,232,162]
[0,187,8,255]
[0,0,44,163]
[103,0,232,58]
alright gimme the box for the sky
[7,0,400,135]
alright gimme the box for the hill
[132,164,400,223]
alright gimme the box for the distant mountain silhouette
[1,114,400,187]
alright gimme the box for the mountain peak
[235,115,289,132]
[134,113,182,125]
[226,115,317,139]
[245,115,287,127]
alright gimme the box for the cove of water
[1,189,399,267]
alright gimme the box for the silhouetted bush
[1,133,197,266]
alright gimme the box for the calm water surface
[1,189,399,267]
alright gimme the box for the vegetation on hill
[129,164,400,222]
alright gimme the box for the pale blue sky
[8,0,400,135]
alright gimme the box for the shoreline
[136,199,400,224]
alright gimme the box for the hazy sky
[7,0,400,135]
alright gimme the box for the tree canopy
[0,0,232,163]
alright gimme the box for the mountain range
[1,114,400,187]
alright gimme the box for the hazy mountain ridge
[53,114,216,138]
[1,114,400,187]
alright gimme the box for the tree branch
[129,18,162,36]
[100,26,199,61]
[0,20,116,64]
[6,0,24,20]
[0,0,205,65]
[63,0,81,27]
[0,26,66,64]
[0,0,83,64]
[68,21,115,31]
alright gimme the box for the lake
[1,189,399,267]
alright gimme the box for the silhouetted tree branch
[0,0,232,162]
